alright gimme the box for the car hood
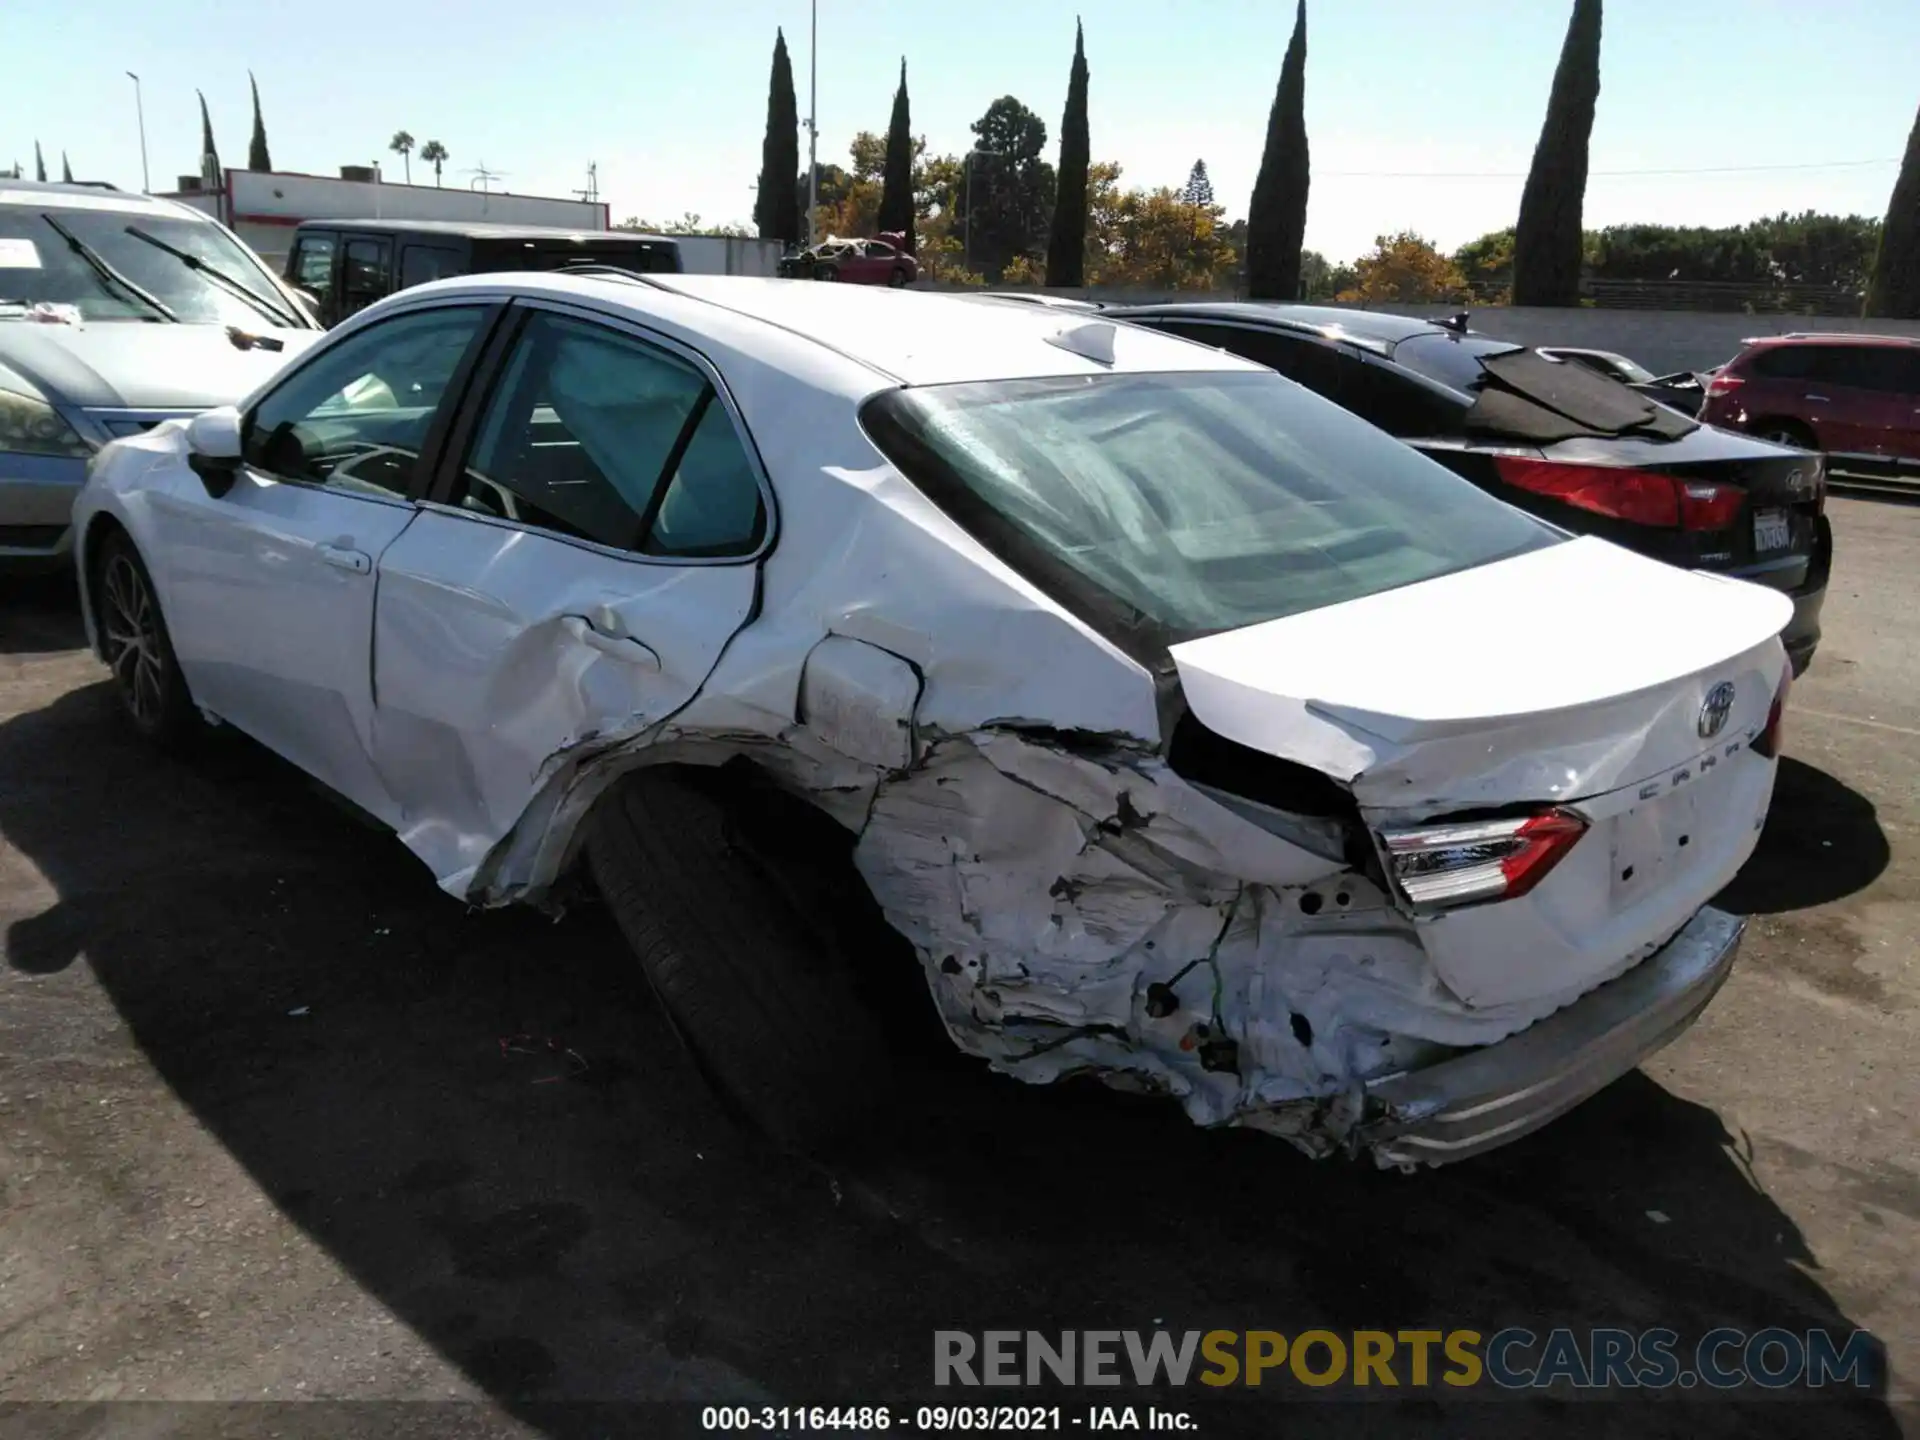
[0,322,320,410]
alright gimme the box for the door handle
[317,542,371,574]
[561,614,661,669]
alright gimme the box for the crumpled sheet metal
[848,729,1600,1137]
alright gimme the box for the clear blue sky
[4,0,1915,262]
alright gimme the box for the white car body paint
[72,273,1793,1163]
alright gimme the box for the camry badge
[1699,682,1736,740]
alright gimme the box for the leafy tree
[1045,21,1091,287]
[955,96,1056,279]
[420,140,449,186]
[35,141,46,183]
[1247,0,1309,299]
[754,29,801,245]
[1336,232,1470,305]
[1453,227,1516,288]
[389,130,415,185]
[877,60,916,250]
[1865,100,1920,318]
[1513,0,1602,305]
[197,91,221,186]
[1750,211,1880,291]
[248,73,272,171]
[1181,160,1214,209]
[1299,249,1352,300]
[621,214,754,237]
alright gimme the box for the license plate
[1754,508,1791,552]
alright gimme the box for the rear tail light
[1754,668,1791,760]
[1704,372,1745,398]
[1493,457,1743,532]
[1380,808,1589,911]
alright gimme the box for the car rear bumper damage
[1354,905,1744,1168]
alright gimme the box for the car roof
[293,218,676,242]
[1742,331,1920,349]
[0,180,207,222]
[397,272,1269,388]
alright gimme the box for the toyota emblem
[1698,681,1736,740]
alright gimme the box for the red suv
[1700,333,1920,471]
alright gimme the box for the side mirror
[185,406,244,498]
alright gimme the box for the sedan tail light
[1379,808,1590,912]
[1493,457,1745,532]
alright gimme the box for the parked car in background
[75,274,1788,1168]
[1698,333,1920,475]
[285,220,685,327]
[1540,345,1712,417]
[1,180,320,573]
[1108,302,1831,674]
[777,233,917,285]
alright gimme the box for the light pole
[125,72,150,193]
[806,0,819,247]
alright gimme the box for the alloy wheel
[100,552,167,729]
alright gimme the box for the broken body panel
[75,276,1792,1165]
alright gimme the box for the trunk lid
[1169,536,1792,1010]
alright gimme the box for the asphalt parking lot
[0,499,1915,1439]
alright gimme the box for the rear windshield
[860,370,1559,650]
[1388,331,1525,393]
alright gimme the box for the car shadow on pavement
[1714,756,1890,914]
[0,683,1899,1439]
[0,573,86,657]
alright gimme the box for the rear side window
[1143,321,1344,399]
[861,370,1558,647]
[400,245,466,288]
[1746,346,1822,381]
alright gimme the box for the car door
[368,301,770,892]
[1891,349,1920,463]
[286,231,339,318]
[338,234,395,323]
[148,302,498,819]
[1783,345,1888,457]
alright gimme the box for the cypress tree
[34,142,46,183]
[1044,20,1090,287]
[1864,100,1920,319]
[753,30,801,246]
[1182,160,1215,208]
[1246,0,1309,300]
[1512,0,1603,306]
[877,60,916,251]
[198,91,222,186]
[62,153,73,184]
[248,72,273,171]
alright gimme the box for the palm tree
[419,139,448,187]
[389,130,416,184]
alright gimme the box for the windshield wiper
[39,213,178,322]
[122,225,302,329]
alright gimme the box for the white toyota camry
[72,272,1793,1167]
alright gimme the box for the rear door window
[1143,320,1344,399]
[341,237,393,318]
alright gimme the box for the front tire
[587,768,892,1155]
[888,267,909,288]
[93,531,198,747]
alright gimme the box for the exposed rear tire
[91,529,199,749]
[1754,418,1818,451]
[587,767,893,1155]
[815,264,839,282]
[888,268,909,288]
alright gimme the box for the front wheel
[888,268,909,288]
[93,531,198,747]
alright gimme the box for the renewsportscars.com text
[934,1328,1879,1391]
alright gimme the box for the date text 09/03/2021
[701,1407,1188,1432]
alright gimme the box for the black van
[283,220,683,326]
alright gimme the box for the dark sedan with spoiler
[1106,303,1830,674]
